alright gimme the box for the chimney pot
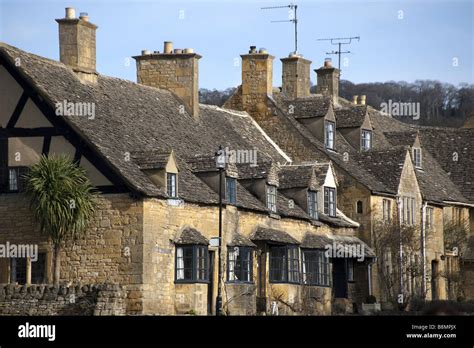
[79,12,89,21]
[65,7,76,19]
[259,48,268,54]
[183,48,194,54]
[164,41,173,54]
[324,58,333,68]
[249,46,257,54]
[353,95,359,104]
[173,49,183,54]
[142,50,152,55]
[360,95,366,105]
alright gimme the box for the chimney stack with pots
[133,41,202,120]
[56,7,98,83]
[315,58,340,105]
[280,52,311,99]
[240,46,274,118]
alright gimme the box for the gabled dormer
[238,161,280,214]
[278,163,320,219]
[133,149,179,198]
[317,162,338,218]
[186,153,239,205]
[335,105,373,152]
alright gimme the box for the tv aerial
[261,3,299,54]
[317,36,360,70]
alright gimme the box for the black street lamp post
[215,146,226,316]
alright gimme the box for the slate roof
[335,106,368,128]
[174,227,208,245]
[251,227,300,244]
[0,43,288,208]
[274,93,331,119]
[300,233,332,249]
[330,235,376,258]
[417,127,474,203]
[279,164,314,189]
[228,234,256,247]
[352,147,409,194]
[131,150,172,170]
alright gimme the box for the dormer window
[307,190,318,219]
[324,187,336,217]
[325,121,335,150]
[167,172,177,198]
[413,148,422,168]
[266,185,277,213]
[361,130,372,151]
[226,177,237,204]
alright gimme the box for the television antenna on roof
[261,3,299,54]
[317,36,360,70]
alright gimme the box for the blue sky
[0,0,472,89]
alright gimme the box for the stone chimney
[133,41,201,120]
[240,46,274,118]
[315,58,340,105]
[280,52,311,99]
[360,95,366,106]
[56,8,98,83]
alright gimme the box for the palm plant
[24,154,96,285]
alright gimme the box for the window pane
[167,173,177,197]
[10,258,27,284]
[270,247,286,282]
[31,253,47,284]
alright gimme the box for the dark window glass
[269,245,300,284]
[226,177,237,204]
[167,173,177,198]
[383,199,392,222]
[227,247,253,282]
[31,253,47,284]
[308,191,318,219]
[347,259,354,281]
[175,245,208,282]
[324,187,336,217]
[356,200,363,214]
[302,250,331,286]
[10,257,27,284]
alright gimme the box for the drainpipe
[421,201,428,299]
[397,196,404,302]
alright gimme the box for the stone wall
[0,283,125,315]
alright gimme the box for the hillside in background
[200,80,474,128]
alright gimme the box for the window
[325,121,335,150]
[266,185,277,213]
[175,245,209,282]
[426,207,434,229]
[361,130,372,151]
[356,200,363,214]
[413,148,422,168]
[382,199,392,222]
[227,247,253,282]
[8,167,28,192]
[31,253,47,284]
[302,250,331,286]
[226,177,237,204]
[347,259,354,281]
[10,257,27,284]
[324,187,336,217]
[167,173,177,198]
[401,197,415,225]
[269,245,300,284]
[307,190,318,219]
